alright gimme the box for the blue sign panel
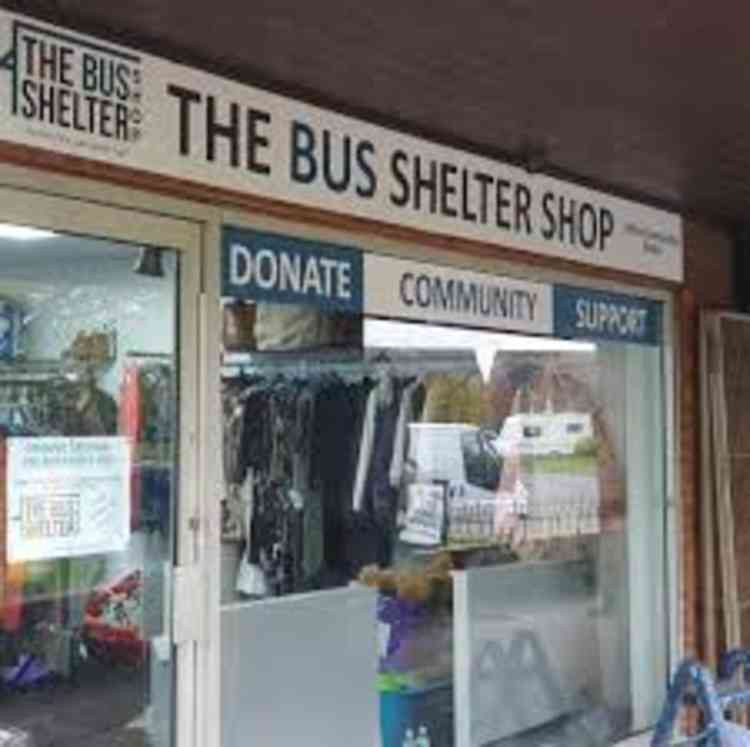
[222,227,363,313]
[553,285,661,346]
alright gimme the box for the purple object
[2,655,51,688]
[377,594,429,660]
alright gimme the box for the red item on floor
[84,570,145,666]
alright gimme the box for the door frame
[0,173,213,747]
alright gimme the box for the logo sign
[222,227,363,312]
[365,254,553,335]
[553,285,662,345]
[6,437,131,562]
[0,9,684,282]
[0,17,144,157]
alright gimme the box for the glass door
[0,184,203,747]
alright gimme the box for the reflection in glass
[220,304,667,746]
[0,227,178,747]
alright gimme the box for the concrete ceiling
[5,0,750,228]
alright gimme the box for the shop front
[0,7,685,747]
[214,219,674,747]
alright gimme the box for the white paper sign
[365,254,553,335]
[400,483,446,546]
[0,10,683,281]
[6,437,131,562]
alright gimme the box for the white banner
[365,254,553,335]
[6,436,131,562]
[0,11,683,281]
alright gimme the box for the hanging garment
[52,382,118,436]
[311,378,371,579]
[249,479,303,596]
[119,364,142,444]
[120,364,142,529]
[351,375,403,568]
[235,472,267,598]
[291,386,323,581]
[139,364,173,449]
[389,379,426,489]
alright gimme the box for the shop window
[0,227,179,747]
[218,227,669,747]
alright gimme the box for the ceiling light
[133,247,165,278]
[0,223,57,241]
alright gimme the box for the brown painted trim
[679,288,700,661]
[0,140,680,292]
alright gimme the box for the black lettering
[355,140,377,198]
[115,63,131,100]
[600,208,614,250]
[57,87,71,128]
[59,46,74,87]
[515,183,532,235]
[98,59,116,98]
[206,95,239,167]
[400,273,415,306]
[456,281,478,314]
[99,98,113,138]
[21,35,37,76]
[541,192,556,239]
[72,90,86,131]
[559,196,576,245]
[246,108,271,175]
[290,120,317,183]
[38,41,57,82]
[461,168,477,222]
[390,150,410,207]
[440,162,458,218]
[496,179,512,229]
[414,156,438,214]
[38,83,54,123]
[434,278,455,310]
[475,172,494,224]
[416,275,432,307]
[85,94,98,133]
[20,79,36,119]
[115,103,129,140]
[579,203,597,248]
[322,130,351,193]
[166,84,202,156]
[82,54,97,93]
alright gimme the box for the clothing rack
[0,359,65,384]
[126,351,173,361]
[221,348,479,379]
[221,349,365,380]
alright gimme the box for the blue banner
[553,285,661,345]
[222,227,363,312]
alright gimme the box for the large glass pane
[0,224,179,747]
[218,239,668,747]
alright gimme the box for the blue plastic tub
[380,682,453,747]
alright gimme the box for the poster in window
[6,437,131,562]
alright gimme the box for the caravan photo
[493,408,595,457]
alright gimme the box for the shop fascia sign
[0,10,683,282]
[222,228,662,345]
